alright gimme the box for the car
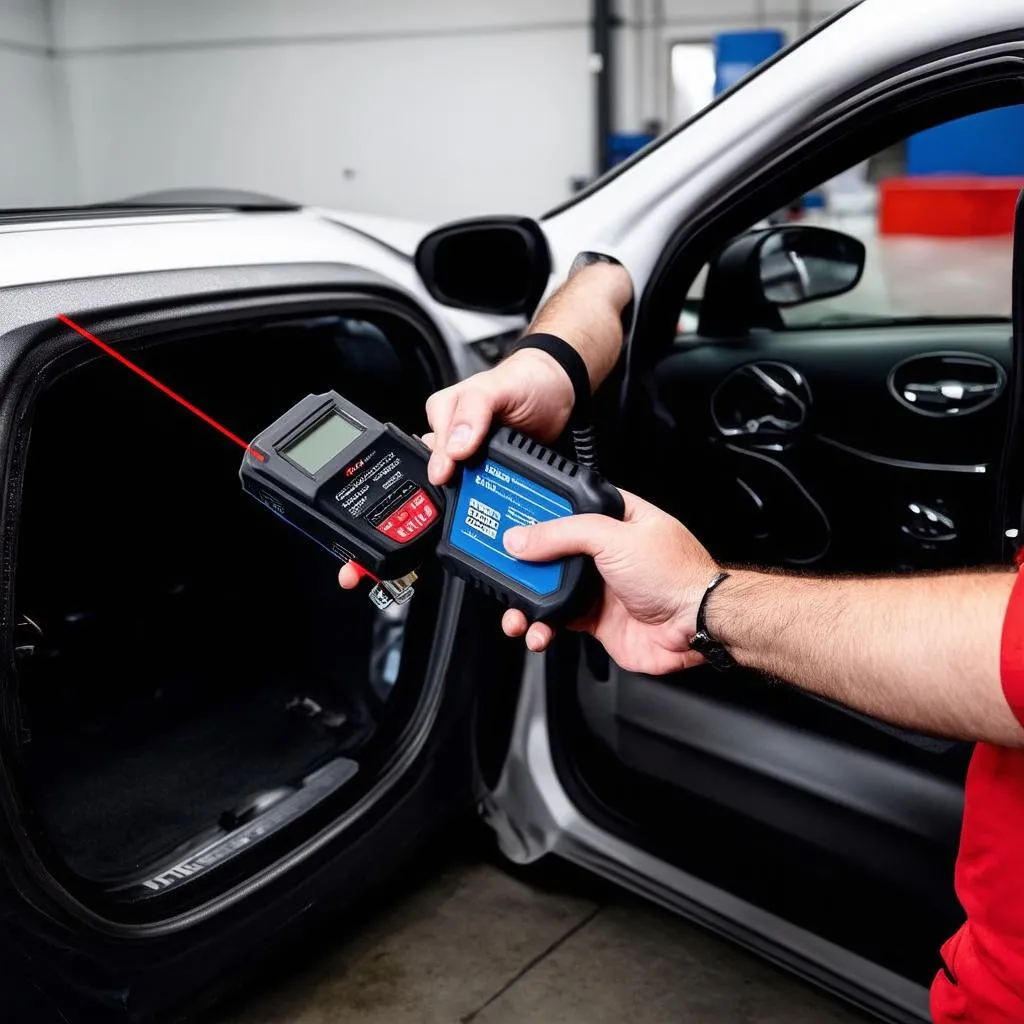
[0,0,1021,1020]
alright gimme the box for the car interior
[11,309,447,917]
[549,81,1022,990]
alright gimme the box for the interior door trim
[818,435,989,475]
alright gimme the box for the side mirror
[414,216,552,317]
[759,228,865,305]
[700,225,866,336]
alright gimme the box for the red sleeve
[1000,553,1024,726]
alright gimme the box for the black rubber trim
[997,191,1024,558]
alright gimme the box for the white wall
[51,0,595,220]
[0,0,75,207]
[17,0,849,220]
[619,0,852,132]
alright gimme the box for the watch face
[689,630,736,671]
[689,629,709,649]
[570,251,617,276]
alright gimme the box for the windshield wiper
[102,188,300,211]
[0,188,300,222]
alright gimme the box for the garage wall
[44,0,849,221]
[50,0,595,221]
[0,0,74,206]
[620,0,850,130]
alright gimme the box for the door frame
[0,266,468,938]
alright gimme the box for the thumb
[444,388,494,459]
[503,514,621,562]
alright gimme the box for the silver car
[0,1,1018,1019]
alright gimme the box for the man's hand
[339,260,631,593]
[423,348,575,486]
[500,491,720,675]
[423,261,632,487]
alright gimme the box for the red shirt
[931,564,1024,1021]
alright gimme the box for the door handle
[901,380,1000,413]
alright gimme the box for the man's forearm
[706,569,1022,745]
[524,262,632,392]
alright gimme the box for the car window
[686,119,1018,330]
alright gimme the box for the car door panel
[648,323,1011,575]
[576,665,964,893]
[602,323,1011,819]
[557,315,1013,997]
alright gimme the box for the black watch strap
[508,332,591,422]
[691,571,737,671]
[569,250,621,275]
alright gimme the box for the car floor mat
[25,681,341,882]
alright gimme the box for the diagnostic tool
[240,392,442,611]
[434,429,623,623]
[241,391,623,623]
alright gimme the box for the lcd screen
[283,412,363,474]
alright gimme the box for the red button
[376,489,438,544]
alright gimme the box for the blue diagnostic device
[448,459,571,598]
[436,428,624,623]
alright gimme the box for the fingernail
[427,454,446,485]
[526,630,543,652]
[448,424,472,451]
[504,527,526,554]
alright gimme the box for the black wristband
[508,333,591,421]
[691,571,737,672]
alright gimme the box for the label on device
[449,459,572,596]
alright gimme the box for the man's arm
[424,261,632,485]
[709,569,1022,746]
[524,261,632,391]
[499,491,1024,748]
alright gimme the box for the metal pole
[593,0,614,175]
[797,0,812,37]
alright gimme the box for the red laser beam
[56,313,265,462]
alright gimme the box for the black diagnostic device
[240,392,443,610]
[241,391,623,623]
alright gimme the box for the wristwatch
[689,572,737,671]
[569,251,622,276]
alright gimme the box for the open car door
[473,3,1024,1022]
[0,222,515,1021]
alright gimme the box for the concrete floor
[208,846,870,1024]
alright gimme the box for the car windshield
[3,2,862,221]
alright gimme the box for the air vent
[711,362,811,439]
[889,352,1005,417]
